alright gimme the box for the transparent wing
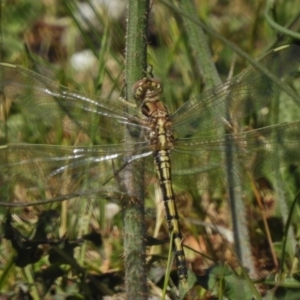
[0,63,152,204]
[170,121,300,189]
[0,63,146,143]
[0,142,153,204]
[172,45,300,137]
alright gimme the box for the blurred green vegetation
[1,0,300,299]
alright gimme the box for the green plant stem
[122,0,150,299]
[176,0,221,88]
[264,0,300,40]
[280,190,300,279]
[176,0,255,278]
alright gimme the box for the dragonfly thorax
[147,115,174,150]
[132,78,174,149]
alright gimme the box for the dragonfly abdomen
[153,149,187,283]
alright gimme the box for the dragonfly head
[132,77,163,102]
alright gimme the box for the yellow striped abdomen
[153,149,187,283]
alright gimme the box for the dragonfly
[1,44,300,286]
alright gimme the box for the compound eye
[132,78,148,100]
[150,78,163,94]
[132,78,163,100]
